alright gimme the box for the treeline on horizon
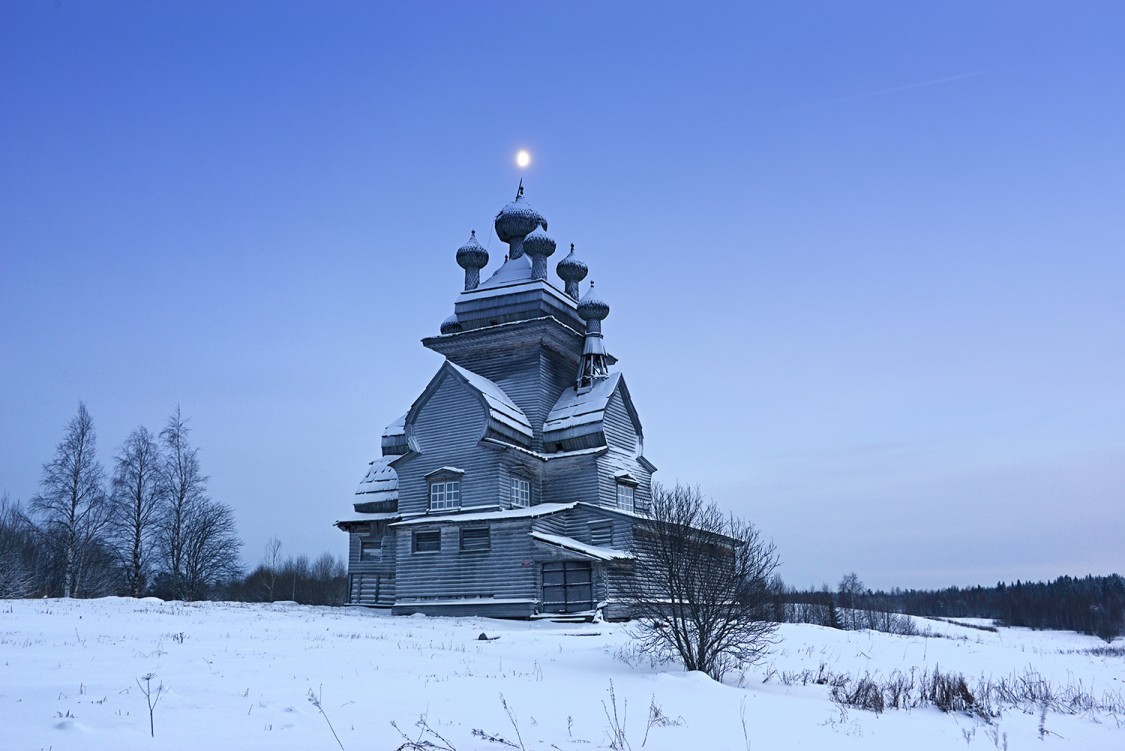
[786,573,1125,642]
[0,402,346,606]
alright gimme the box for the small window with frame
[429,479,461,511]
[510,476,530,508]
[615,483,635,512]
[360,537,382,561]
[412,529,441,554]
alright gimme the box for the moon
[516,150,531,168]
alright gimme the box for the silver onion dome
[577,282,610,321]
[455,230,488,270]
[556,243,588,282]
[440,313,461,334]
[494,190,546,244]
[522,227,556,258]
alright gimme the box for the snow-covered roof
[390,502,577,527]
[448,362,533,439]
[425,466,465,477]
[531,531,634,561]
[355,455,399,500]
[478,253,533,289]
[543,372,622,434]
[335,511,402,525]
[382,413,406,438]
[481,437,608,461]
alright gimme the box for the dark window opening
[360,538,382,560]
[460,527,490,552]
[413,529,441,553]
[589,523,612,548]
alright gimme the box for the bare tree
[110,426,165,596]
[156,407,206,598]
[31,403,111,597]
[0,493,43,598]
[838,572,865,631]
[179,497,242,600]
[153,408,242,600]
[622,483,780,681]
[261,535,282,602]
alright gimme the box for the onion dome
[494,189,547,245]
[440,313,461,334]
[557,243,587,299]
[577,281,610,322]
[522,227,556,259]
[556,244,588,283]
[523,226,556,281]
[455,230,488,270]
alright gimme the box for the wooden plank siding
[391,519,540,617]
[397,374,502,516]
[596,390,654,512]
[541,453,599,506]
[345,522,397,606]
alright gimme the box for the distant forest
[787,574,1125,642]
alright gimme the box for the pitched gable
[406,361,533,450]
[542,373,643,452]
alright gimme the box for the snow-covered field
[2,599,1121,750]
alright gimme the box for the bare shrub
[621,483,780,681]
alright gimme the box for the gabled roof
[446,362,533,440]
[544,372,622,433]
[543,373,643,446]
[406,361,533,447]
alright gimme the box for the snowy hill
[1,598,1121,749]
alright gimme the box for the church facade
[336,187,656,619]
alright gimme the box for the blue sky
[2,2,1122,590]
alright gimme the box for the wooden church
[336,186,656,619]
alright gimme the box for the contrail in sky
[758,70,988,118]
[825,70,988,106]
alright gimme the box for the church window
[429,480,461,511]
[510,476,530,508]
[616,483,634,512]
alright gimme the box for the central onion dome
[556,243,588,300]
[494,187,546,259]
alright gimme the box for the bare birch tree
[261,535,282,602]
[156,407,206,598]
[155,407,242,599]
[30,403,111,597]
[622,483,780,681]
[110,426,165,596]
[838,572,865,631]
